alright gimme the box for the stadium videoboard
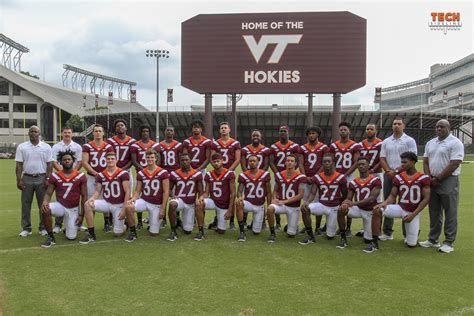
[181,12,366,94]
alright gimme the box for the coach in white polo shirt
[51,126,83,233]
[379,118,417,240]
[15,126,54,237]
[420,119,464,253]
[51,126,82,171]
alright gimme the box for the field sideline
[0,159,473,315]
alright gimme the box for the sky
[0,0,472,110]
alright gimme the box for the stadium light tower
[145,49,169,141]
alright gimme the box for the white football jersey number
[220,148,229,164]
[246,181,265,198]
[361,149,378,167]
[319,184,339,201]
[212,181,223,198]
[116,146,129,162]
[138,151,147,167]
[335,152,352,169]
[280,182,296,199]
[307,153,317,169]
[355,187,371,202]
[89,151,106,168]
[103,181,121,199]
[399,184,421,204]
[176,181,196,197]
[276,151,287,167]
[163,150,176,167]
[62,182,74,199]
[142,179,160,196]
[190,147,200,163]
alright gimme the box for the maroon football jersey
[211,138,241,169]
[349,175,382,211]
[49,171,86,208]
[330,140,362,175]
[270,141,301,172]
[204,169,235,209]
[312,172,348,207]
[160,140,183,172]
[274,171,306,207]
[242,144,270,170]
[300,142,330,177]
[130,140,160,169]
[96,168,130,204]
[238,169,271,206]
[107,135,136,169]
[82,141,114,174]
[170,168,202,205]
[393,171,430,212]
[359,138,382,173]
[182,136,212,169]
[136,166,169,205]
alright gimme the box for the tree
[64,114,83,132]
[20,71,40,79]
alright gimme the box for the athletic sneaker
[167,231,178,242]
[41,236,56,248]
[18,230,32,237]
[275,224,281,233]
[336,239,348,249]
[298,235,315,245]
[362,242,379,253]
[299,227,307,234]
[207,221,217,230]
[315,228,324,236]
[124,232,137,243]
[378,233,393,241]
[103,223,112,233]
[79,234,96,244]
[355,230,364,237]
[419,240,441,248]
[230,221,235,232]
[53,225,62,234]
[247,221,253,230]
[39,229,48,236]
[143,217,150,224]
[345,229,353,238]
[136,222,143,231]
[267,234,276,243]
[194,231,205,241]
[439,244,454,253]
[237,232,246,242]
[79,225,87,232]
[160,219,167,229]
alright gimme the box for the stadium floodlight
[0,33,29,71]
[145,49,170,141]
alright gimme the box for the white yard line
[0,239,123,254]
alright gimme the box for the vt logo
[243,34,303,64]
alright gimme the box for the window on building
[13,119,37,128]
[0,119,9,128]
[0,103,9,112]
[13,104,37,113]
[0,80,8,95]
[12,84,24,96]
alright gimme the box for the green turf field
[0,159,473,315]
